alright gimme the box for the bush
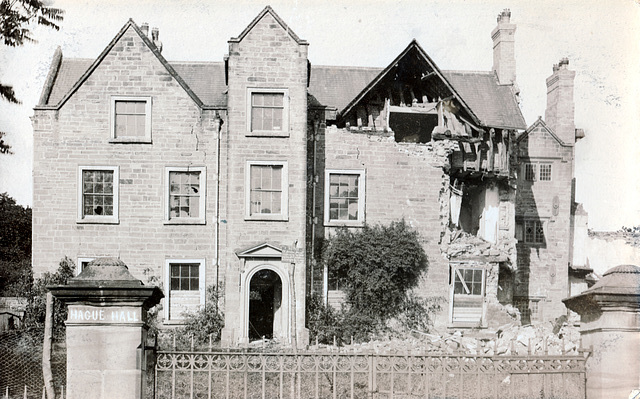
[395,294,444,334]
[179,285,224,345]
[306,293,342,344]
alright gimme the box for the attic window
[110,96,152,143]
[247,89,289,137]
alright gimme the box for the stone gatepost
[563,264,640,399]
[49,258,163,399]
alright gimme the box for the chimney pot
[559,57,570,68]
[497,8,511,23]
[140,23,149,37]
[151,27,163,53]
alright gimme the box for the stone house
[32,6,582,346]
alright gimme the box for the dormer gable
[236,243,283,259]
[517,117,572,148]
[228,6,308,46]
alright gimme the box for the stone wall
[516,123,574,320]
[32,25,220,320]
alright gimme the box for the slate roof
[42,54,525,130]
[308,66,382,112]
[443,71,526,130]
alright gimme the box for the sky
[0,0,638,231]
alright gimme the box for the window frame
[449,264,486,327]
[164,258,206,322]
[523,162,553,182]
[76,257,95,276]
[246,88,289,137]
[164,166,207,225]
[77,166,119,224]
[110,96,152,143]
[324,169,366,227]
[245,161,289,221]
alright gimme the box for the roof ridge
[443,69,495,75]
[311,65,383,70]
[170,60,224,65]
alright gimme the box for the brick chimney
[545,58,576,144]
[140,22,149,37]
[491,9,516,85]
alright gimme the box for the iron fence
[154,349,588,399]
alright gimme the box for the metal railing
[154,349,588,399]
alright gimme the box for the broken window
[514,297,542,325]
[389,112,436,143]
[78,166,119,223]
[524,163,536,181]
[450,265,485,325]
[324,170,365,225]
[165,167,206,224]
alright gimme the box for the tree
[0,0,64,153]
[0,192,32,295]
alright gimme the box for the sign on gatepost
[49,258,163,399]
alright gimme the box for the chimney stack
[491,9,516,86]
[140,22,149,37]
[545,57,576,144]
[151,27,163,53]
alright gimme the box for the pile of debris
[444,230,516,264]
[309,321,581,357]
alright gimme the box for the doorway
[248,269,282,341]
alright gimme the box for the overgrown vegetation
[177,285,224,346]
[309,220,434,344]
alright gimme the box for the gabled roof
[443,71,526,130]
[339,40,483,127]
[229,5,307,46]
[517,116,571,147]
[236,242,283,258]
[36,19,224,110]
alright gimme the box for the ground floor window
[164,259,205,321]
[449,265,485,325]
[514,297,542,325]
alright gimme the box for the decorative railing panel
[154,351,587,399]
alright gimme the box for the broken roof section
[334,40,526,131]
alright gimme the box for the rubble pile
[309,321,581,357]
[444,230,516,263]
[589,227,640,248]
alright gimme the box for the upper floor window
[110,96,152,143]
[324,170,366,226]
[165,167,206,224]
[77,166,119,224]
[523,162,552,182]
[245,161,288,221]
[247,89,289,137]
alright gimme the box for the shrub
[179,285,224,345]
[306,293,342,344]
[324,220,428,322]
[395,294,444,334]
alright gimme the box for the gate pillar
[563,264,640,399]
[49,258,163,399]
